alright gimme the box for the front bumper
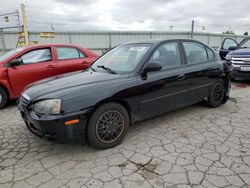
[19,109,89,142]
[231,61,250,79]
[232,68,250,79]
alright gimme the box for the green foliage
[223,30,235,34]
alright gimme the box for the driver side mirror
[8,58,23,67]
[228,46,237,50]
[143,61,162,73]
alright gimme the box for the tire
[206,81,225,108]
[0,87,8,109]
[87,102,130,149]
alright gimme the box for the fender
[0,60,17,99]
[0,79,17,99]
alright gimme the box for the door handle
[47,65,55,69]
[81,61,88,64]
[178,74,185,80]
[213,66,218,69]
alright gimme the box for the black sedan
[18,39,231,149]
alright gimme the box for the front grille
[232,57,250,65]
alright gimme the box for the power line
[0,9,18,14]
[0,11,18,17]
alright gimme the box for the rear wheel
[206,81,225,108]
[0,87,8,109]
[87,102,129,149]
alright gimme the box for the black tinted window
[183,42,208,64]
[150,42,181,69]
[56,47,85,60]
[21,48,51,64]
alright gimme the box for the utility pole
[50,24,54,31]
[170,25,174,31]
[16,10,21,31]
[21,3,29,45]
[0,29,6,52]
[191,20,194,39]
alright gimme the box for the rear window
[56,47,86,60]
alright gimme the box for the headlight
[225,54,233,61]
[33,99,61,115]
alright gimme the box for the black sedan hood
[24,71,128,101]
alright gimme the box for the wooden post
[21,3,29,46]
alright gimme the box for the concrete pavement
[0,82,250,188]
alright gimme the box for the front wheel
[87,102,129,149]
[0,87,8,109]
[206,81,226,108]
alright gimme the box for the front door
[220,38,238,60]
[138,42,189,119]
[8,48,57,96]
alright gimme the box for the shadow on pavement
[231,79,250,89]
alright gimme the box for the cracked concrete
[1,81,250,188]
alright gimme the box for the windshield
[240,39,250,48]
[0,48,25,62]
[91,44,152,74]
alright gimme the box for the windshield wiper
[83,66,96,72]
[97,65,117,74]
[89,66,96,72]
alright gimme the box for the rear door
[55,46,91,75]
[219,38,238,59]
[181,41,221,103]
[8,47,57,95]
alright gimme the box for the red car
[0,44,99,109]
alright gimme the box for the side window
[150,42,181,70]
[222,39,238,50]
[56,47,85,60]
[79,51,86,58]
[241,39,250,48]
[21,48,52,64]
[183,42,208,64]
[207,47,215,60]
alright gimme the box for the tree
[223,30,235,34]
[244,32,248,36]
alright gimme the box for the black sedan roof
[123,38,199,45]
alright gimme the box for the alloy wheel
[96,110,125,144]
[214,84,224,102]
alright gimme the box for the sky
[0,0,249,34]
